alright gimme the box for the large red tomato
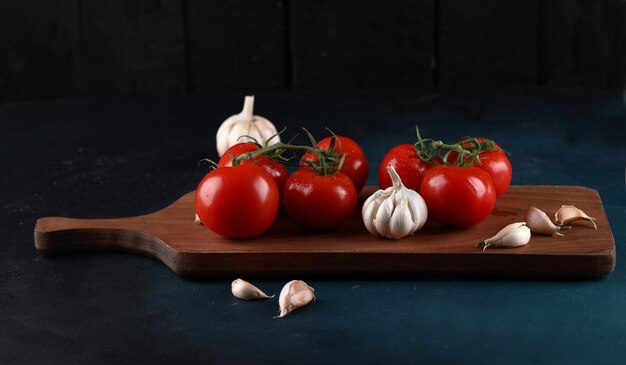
[420,166,496,227]
[283,168,357,229]
[301,136,369,192]
[378,144,433,192]
[218,142,289,195]
[195,164,279,238]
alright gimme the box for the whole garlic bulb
[216,96,280,156]
[362,165,428,239]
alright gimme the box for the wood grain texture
[81,0,186,95]
[290,0,435,88]
[438,0,537,87]
[186,0,288,90]
[0,0,81,101]
[34,186,615,279]
[538,0,626,88]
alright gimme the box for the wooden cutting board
[34,186,615,279]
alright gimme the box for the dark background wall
[1,0,625,102]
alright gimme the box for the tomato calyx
[298,128,347,176]
[413,127,501,168]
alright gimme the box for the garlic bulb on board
[555,205,597,230]
[231,278,274,300]
[525,207,570,236]
[362,165,428,239]
[277,280,315,318]
[476,222,531,251]
[216,96,280,156]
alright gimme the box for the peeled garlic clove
[476,222,531,251]
[525,207,570,236]
[216,96,280,156]
[555,205,597,230]
[361,165,428,239]
[231,278,274,300]
[277,280,315,318]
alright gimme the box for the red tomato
[301,136,369,193]
[218,142,289,195]
[378,144,433,192]
[283,168,357,229]
[195,164,279,239]
[474,141,512,198]
[447,138,512,198]
[420,166,496,227]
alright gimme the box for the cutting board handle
[34,217,165,258]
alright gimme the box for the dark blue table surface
[1,89,625,364]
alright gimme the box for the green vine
[229,128,347,176]
[413,126,501,168]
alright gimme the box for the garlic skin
[231,278,274,300]
[476,222,531,251]
[555,205,597,230]
[216,96,280,156]
[277,280,315,318]
[525,207,570,236]
[362,165,428,239]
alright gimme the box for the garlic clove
[405,189,428,232]
[194,213,202,224]
[255,118,280,143]
[228,122,251,148]
[231,278,274,300]
[277,280,315,318]
[362,189,389,237]
[525,207,570,236]
[476,222,531,251]
[555,205,597,230]
[374,196,395,238]
[389,197,414,239]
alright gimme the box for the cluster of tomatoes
[379,136,512,228]
[195,130,512,238]
[195,135,369,238]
